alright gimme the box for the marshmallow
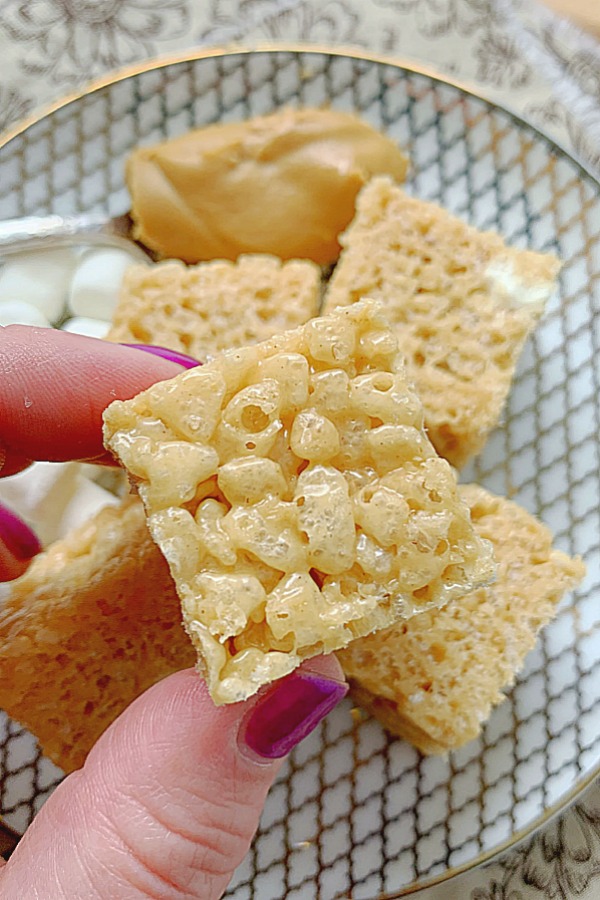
[61,316,111,339]
[0,248,78,323]
[0,299,50,327]
[68,248,140,320]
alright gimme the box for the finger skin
[0,447,34,478]
[0,326,185,579]
[0,656,345,899]
[0,325,182,471]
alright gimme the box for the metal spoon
[0,213,152,263]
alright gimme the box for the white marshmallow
[0,248,78,323]
[61,316,111,339]
[0,299,50,327]
[68,248,140,320]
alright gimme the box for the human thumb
[0,656,347,899]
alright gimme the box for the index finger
[0,326,189,475]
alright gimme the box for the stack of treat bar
[0,123,584,772]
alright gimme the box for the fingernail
[122,344,200,369]
[0,502,41,560]
[241,670,348,760]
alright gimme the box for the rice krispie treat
[107,255,321,360]
[324,177,561,468]
[104,300,495,705]
[0,500,193,772]
[338,485,585,754]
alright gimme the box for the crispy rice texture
[104,300,494,704]
[338,484,585,754]
[108,254,321,360]
[0,500,193,773]
[323,177,560,468]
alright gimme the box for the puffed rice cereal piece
[104,300,495,704]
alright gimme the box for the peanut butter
[126,108,408,264]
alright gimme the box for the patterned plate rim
[0,42,598,898]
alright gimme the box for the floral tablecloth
[1,1,599,898]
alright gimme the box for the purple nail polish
[242,670,348,760]
[0,502,41,561]
[122,344,201,369]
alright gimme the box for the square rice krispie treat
[104,300,495,704]
[107,254,321,359]
[324,177,561,468]
[338,484,585,754]
[0,499,193,773]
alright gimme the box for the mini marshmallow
[68,248,141,320]
[0,248,78,323]
[61,316,111,339]
[0,299,50,327]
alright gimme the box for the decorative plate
[0,47,598,899]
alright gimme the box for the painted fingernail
[0,502,41,560]
[122,344,200,369]
[241,670,348,760]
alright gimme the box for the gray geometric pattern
[0,50,598,898]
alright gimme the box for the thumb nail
[121,343,200,369]
[240,669,348,761]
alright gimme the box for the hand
[0,325,348,899]
[0,324,190,580]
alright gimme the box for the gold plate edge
[0,40,598,186]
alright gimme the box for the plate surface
[0,48,599,899]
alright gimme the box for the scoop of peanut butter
[126,107,408,265]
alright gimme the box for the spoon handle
[0,213,109,244]
[0,214,149,262]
